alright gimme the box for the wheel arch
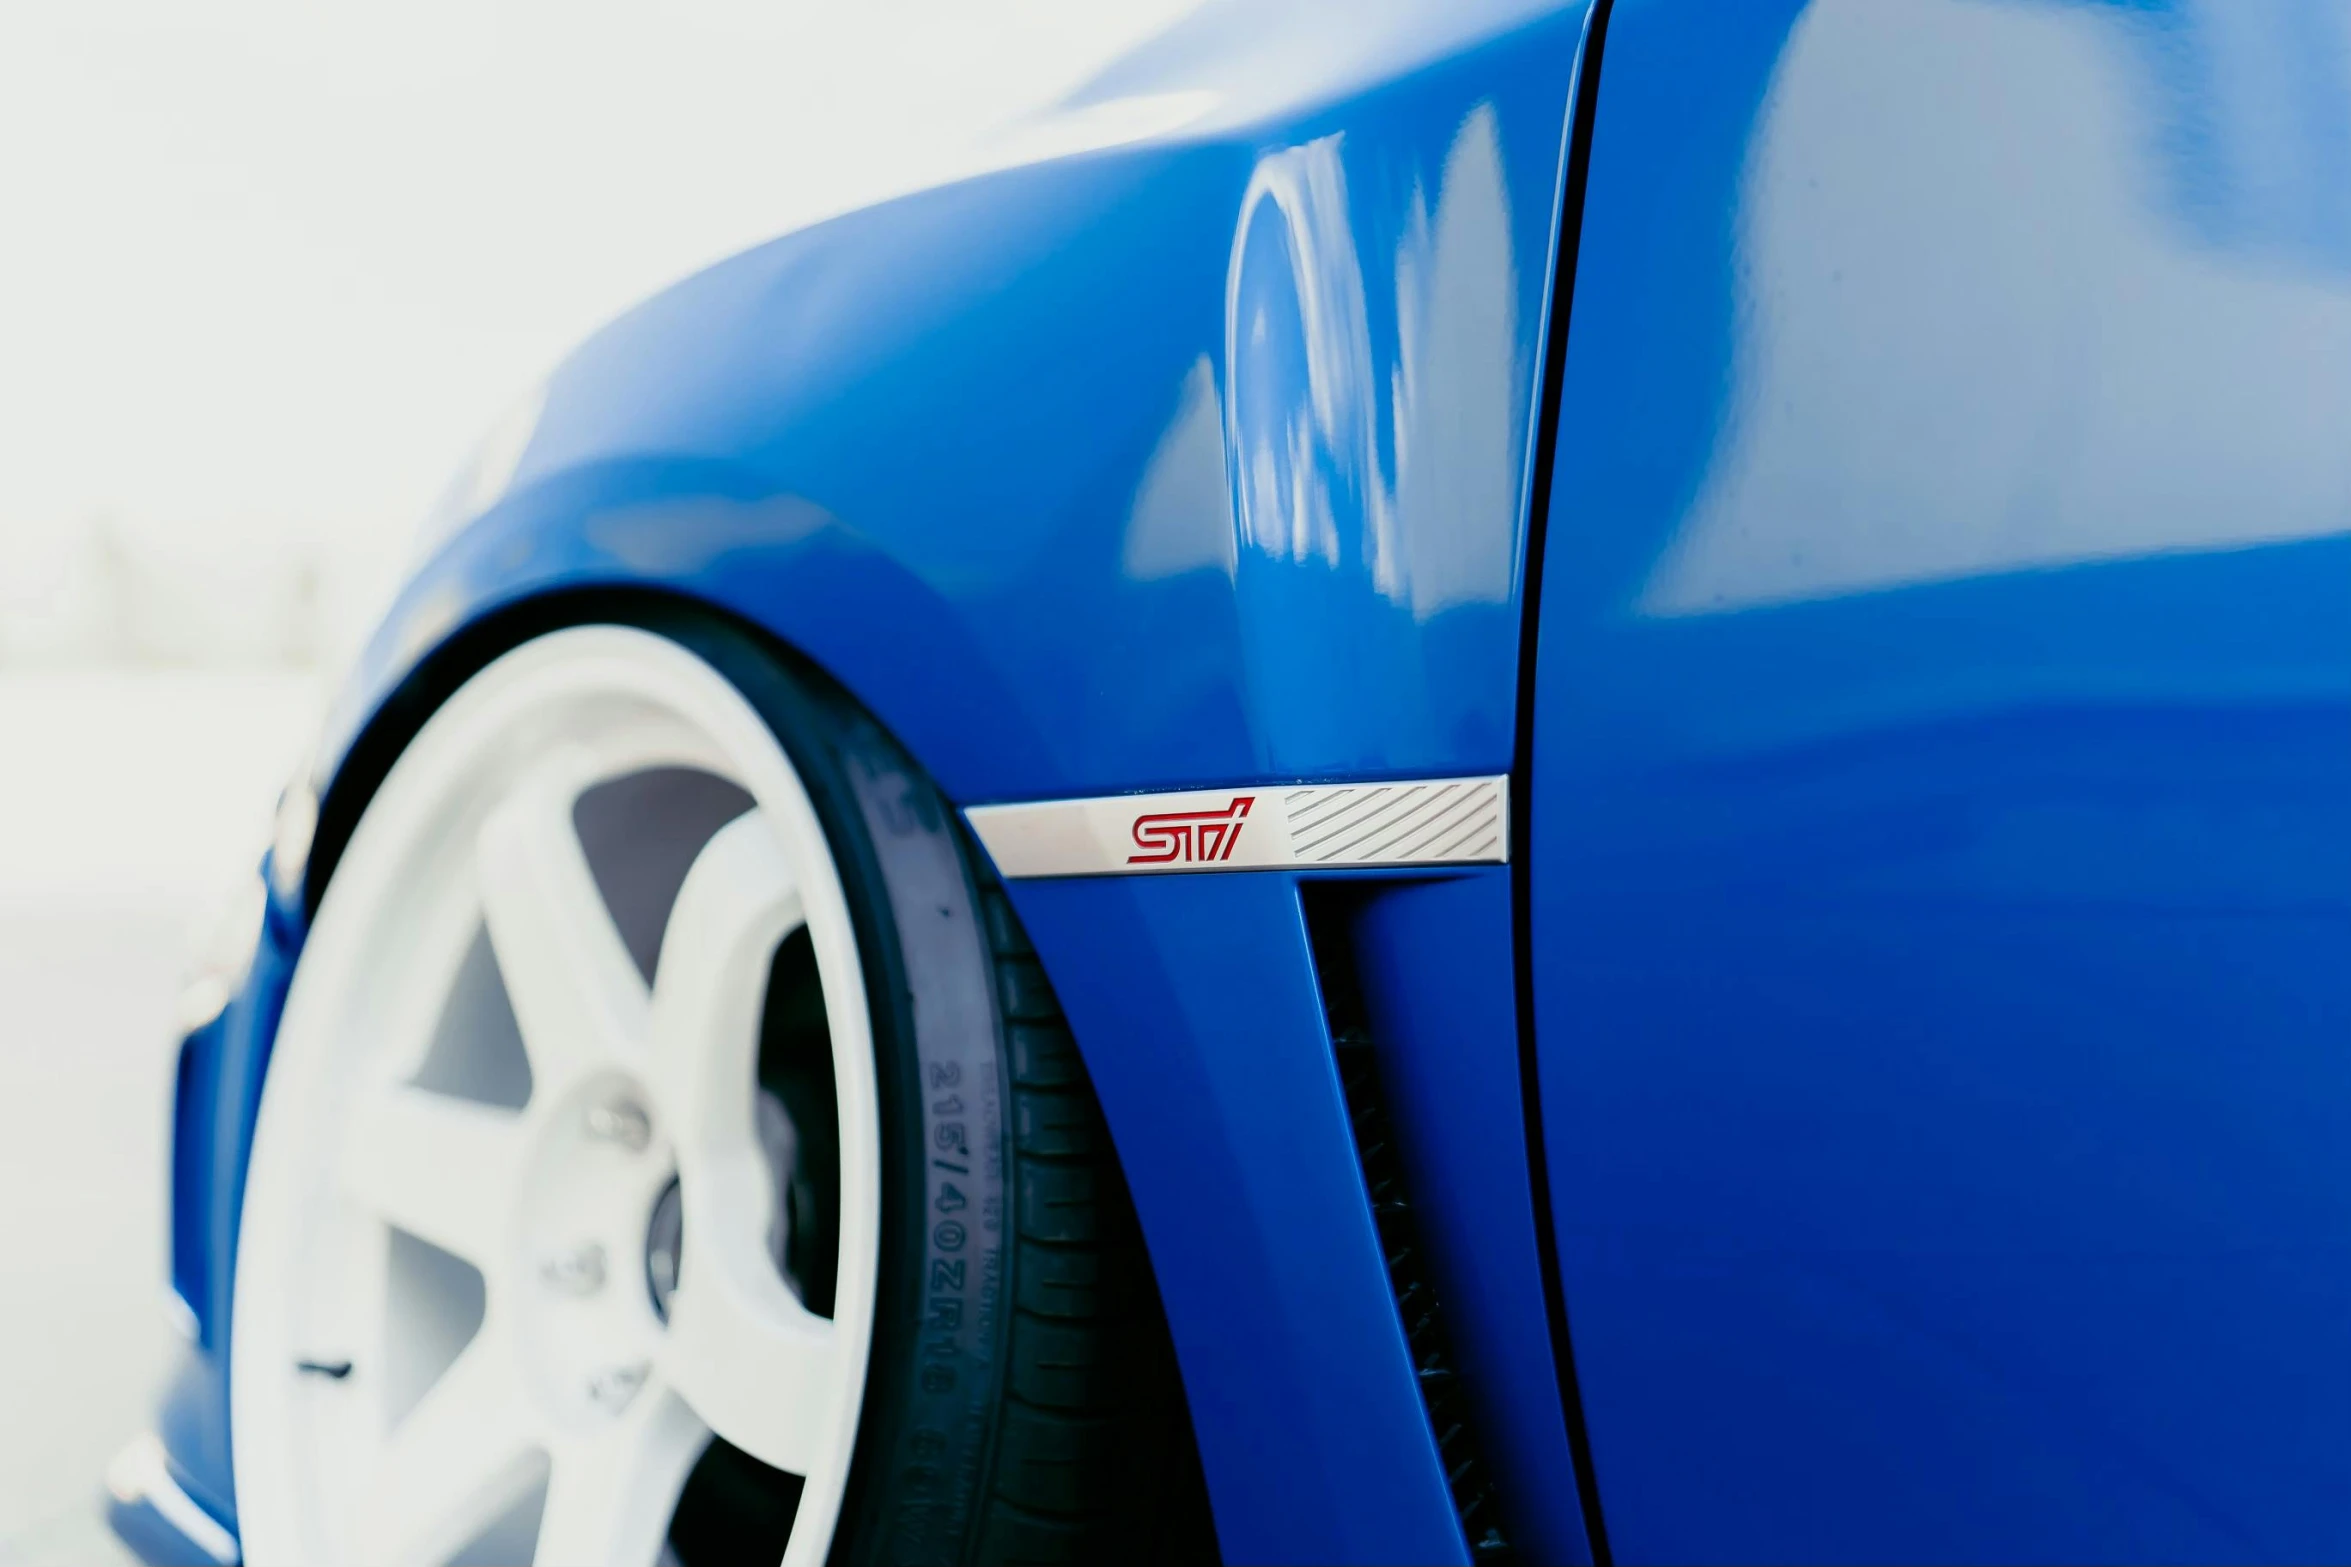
[302,582,922,922]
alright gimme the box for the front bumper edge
[103,1433,239,1567]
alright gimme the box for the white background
[0,2,1198,1557]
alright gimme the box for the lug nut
[585,1096,652,1151]
[540,1242,608,1297]
[587,1361,649,1413]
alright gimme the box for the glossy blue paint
[313,0,1587,812]
[156,881,299,1534]
[1331,871,1590,1567]
[168,1016,227,1349]
[131,0,2351,1559]
[140,4,1600,1561]
[1009,872,1469,1567]
[1532,0,2351,1560]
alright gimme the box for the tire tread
[968,874,1217,1566]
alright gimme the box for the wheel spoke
[662,1224,843,1475]
[478,752,651,1090]
[343,1084,525,1266]
[646,811,835,1470]
[235,632,894,1567]
[360,1334,542,1567]
[533,1388,709,1567]
[648,809,805,1146]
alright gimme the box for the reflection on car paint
[1644,0,2351,618]
[1533,1,2351,1560]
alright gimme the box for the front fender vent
[1304,887,1510,1563]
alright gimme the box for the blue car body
[125,0,2351,1562]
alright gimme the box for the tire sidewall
[631,613,1017,1566]
[245,606,1018,1565]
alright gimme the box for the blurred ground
[0,673,321,1565]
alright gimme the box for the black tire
[613,611,1219,1567]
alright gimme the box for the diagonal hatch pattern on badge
[966,776,1509,878]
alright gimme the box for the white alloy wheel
[233,626,883,1567]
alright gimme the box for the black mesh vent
[1303,889,1510,1563]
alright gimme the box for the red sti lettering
[1128,796,1254,865]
